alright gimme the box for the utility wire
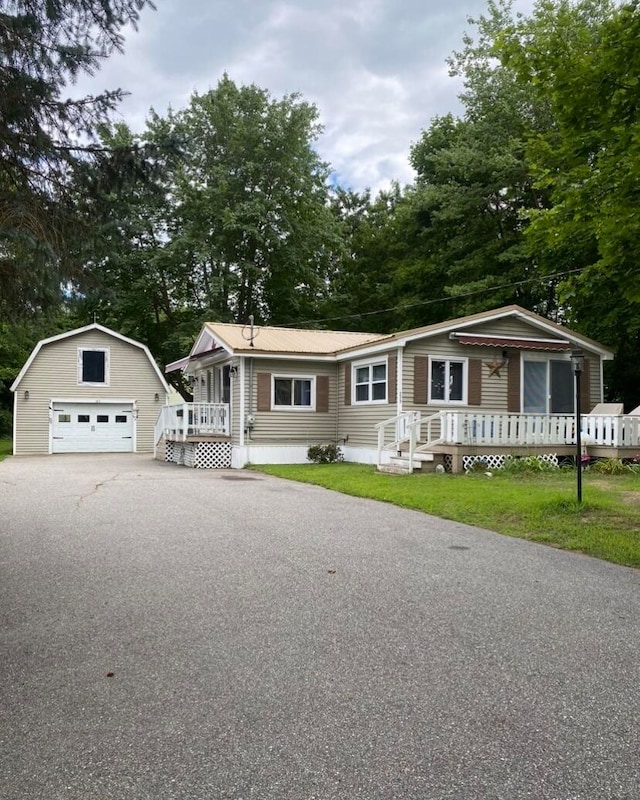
[281,266,586,329]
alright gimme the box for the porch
[376,410,640,473]
[154,403,231,468]
[154,403,230,442]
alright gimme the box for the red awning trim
[452,333,571,351]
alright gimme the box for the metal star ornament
[485,357,508,378]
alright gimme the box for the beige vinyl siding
[243,358,338,444]
[336,350,399,447]
[14,330,166,455]
[468,318,568,339]
[403,330,604,416]
[403,334,505,413]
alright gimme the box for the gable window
[78,348,109,385]
[353,360,387,404]
[273,376,314,409]
[429,358,466,404]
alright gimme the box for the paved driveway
[1,454,638,799]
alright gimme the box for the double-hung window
[78,348,109,385]
[429,358,466,404]
[353,360,387,403]
[273,376,314,409]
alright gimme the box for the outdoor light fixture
[154,392,160,402]
[571,349,585,503]
[24,390,29,400]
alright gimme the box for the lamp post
[571,349,585,503]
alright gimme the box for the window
[96,415,109,423]
[78,348,109,385]
[115,415,127,423]
[78,414,90,423]
[58,414,71,423]
[429,358,466,404]
[353,361,387,404]
[273,377,313,409]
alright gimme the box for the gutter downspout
[239,357,245,447]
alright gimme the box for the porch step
[379,452,440,475]
[377,463,412,475]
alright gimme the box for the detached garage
[11,324,170,456]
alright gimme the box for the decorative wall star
[485,357,508,377]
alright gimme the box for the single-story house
[156,304,635,472]
[11,323,170,455]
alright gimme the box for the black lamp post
[571,349,585,503]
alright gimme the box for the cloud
[75,0,517,193]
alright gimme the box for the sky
[79,0,519,193]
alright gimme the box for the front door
[523,359,574,414]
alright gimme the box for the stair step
[377,464,412,475]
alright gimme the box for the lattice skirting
[463,453,559,472]
[165,441,232,469]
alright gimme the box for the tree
[0,0,155,318]
[497,0,640,405]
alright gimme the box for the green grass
[0,438,12,461]
[251,463,640,568]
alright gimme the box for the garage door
[52,403,134,453]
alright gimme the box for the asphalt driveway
[1,454,638,799]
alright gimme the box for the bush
[0,408,12,438]
[500,454,559,474]
[588,458,639,475]
[307,443,344,464]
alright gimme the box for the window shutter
[344,362,351,405]
[581,357,591,412]
[468,359,482,406]
[257,372,271,412]
[316,375,329,412]
[507,352,520,412]
[388,354,397,405]
[414,356,427,404]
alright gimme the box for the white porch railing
[154,403,230,446]
[375,411,421,467]
[382,410,640,473]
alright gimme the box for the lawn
[0,438,12,462]
[252,463,640,568]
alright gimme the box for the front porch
[154,403,232,468]
[377,410,640,473]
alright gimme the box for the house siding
[336,350,399,448]
[14,330,166,455]
[242,358,338,444]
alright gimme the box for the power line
[281,267,586,329]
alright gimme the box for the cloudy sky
[80,0,526,193]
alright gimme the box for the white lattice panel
[194,442,232,469]
[464,454,506,472]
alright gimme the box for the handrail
[375,410,421,467]
[154,403,230,446]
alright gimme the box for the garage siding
[14,330,166,455]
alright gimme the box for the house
[11,323,170,455]
[156,305,634,472]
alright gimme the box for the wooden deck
[377,410,640,473]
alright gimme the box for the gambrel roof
[11,323,170,392]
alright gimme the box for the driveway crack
[76,473,119,509]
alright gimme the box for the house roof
[170,305,614,371]
[201,322,387,356]
[10,323,171,392]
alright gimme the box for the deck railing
[154,403,230,446]
[377,410,640,472]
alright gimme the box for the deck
[377,410,640,473]
[154,403,230,445]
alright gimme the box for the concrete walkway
[1,454,638,799]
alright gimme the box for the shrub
[0,408,12,438]
[588,458,639,475]
[500,454,559,474]
[307,444,344,464]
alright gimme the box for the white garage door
[52,403,134,453]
